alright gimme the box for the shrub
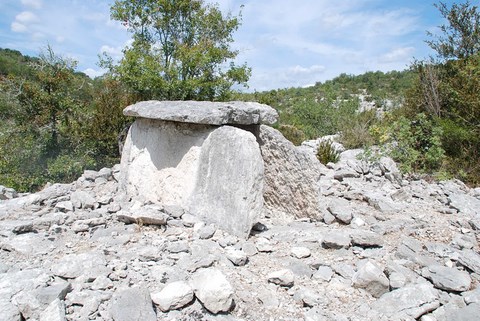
[371,113,445,173]
[316,140,340,165]
[339,110,377,149]
[278,124,306,146]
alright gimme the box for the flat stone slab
[123,100,278,125]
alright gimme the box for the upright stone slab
[188,126,264,238]
[120,101,277,238]
[120,119,214,204]
[258,125,323,221]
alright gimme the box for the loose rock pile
[1,102,480,321]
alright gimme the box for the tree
[401,1,480,185]
[104,0,250,101]
[0,46,96,191]
[426,1,480,60]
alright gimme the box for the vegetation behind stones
[1,0,479,190]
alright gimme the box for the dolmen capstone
[120,100,323,238]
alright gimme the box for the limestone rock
[39,298,66,321]
[50,252,109,280]
[352,261,390,298]
[422,265,472,292]
[291,246,311,259]
[190,268,234,314]
[0,185,18,200]
[123,100,278,125]
[110,287,156,321]
[225,247,248,266]
[372,283,439,319]
[350,230,383,248]
[151,281,194,312]
[321,231,351,249]
[117,206,169,226]
[313,266,334,282]
[120,119,214,205]
[188,126,263,239]
[327,198,354,224]
[258,125,323,221]
[267,269,295,287]
[449,193,480,216]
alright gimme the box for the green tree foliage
[426,1,480,60]
[104,0,250,101]
[0,46,96,191]
[370,113,445,173]
[235,70,414,145]
[402,1,480,185]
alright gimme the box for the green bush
[316,140,340,165]
[278,124,306,146]
[371,113,445,173]
[339,110,376,149]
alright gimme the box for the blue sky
[0,0,455,91]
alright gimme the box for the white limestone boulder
[188,126,263,239]
[123,100,278,125]
[258,125,323,221]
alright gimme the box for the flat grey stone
[350,230,383,248]
[463,288,480,304]
[313,266,334,282]
[444,303,480,321]
[35,282,72,305]
[449,193,480,216]
[422,265,471,292]
[39,298,66,321]
[50,252,109,280]
[124,100,278,125]
[322,231,351,249]
[458,249,480,274]
[327,198,354,224]
[110,287,156,321]
[372,283,439,319]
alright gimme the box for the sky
[0,0,456,91]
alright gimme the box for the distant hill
[235,69,416,144]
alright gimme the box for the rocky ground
[1,148,480,321]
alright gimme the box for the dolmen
[120,101,323,239]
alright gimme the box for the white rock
[110,287,156,321]
[190,268,234,314]
[151,281,194,312]
[225,247,248,266]
[352,261,390,298]
[291,246,311,259]
[39,298,65,321]
[123,100,278,125]
[268,269,295,287]
[188,126,264,239]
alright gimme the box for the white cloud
[100,44,123,59]
[380,47,416,63]
[11,21,28,33]
[11,11,38,33]
[288,65,325,76]
[21,0,42,9]
[16,11,38,23]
